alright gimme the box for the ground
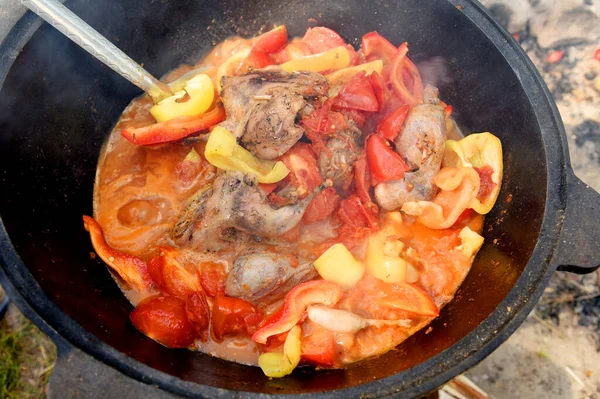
[0,0,599,398]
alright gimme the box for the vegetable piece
[280,143,323,197]
[332,71,379,112]
[401,167,481,229]
[300,324,337,367]
[150,74,214,123]
[313,243,365,288]
[377,104,410,141]
[252,280,344,344]
[443,132,503,214]
[457,226,484,258]
[303,27,346,54]
[271,39,312,64]
[186,291,210,341]
[204,126,289,184]
[366,134,410,185]
[326,60,384,85]
[121,106,226,146]
[130,296,195,348]
[211,295,263,342]
[366,228,413,284]
[303,187,340,224]
[258,325,301,378]
[82,215,152,293]
[149,247,202,299]
[375,281,439,317]
[216,46,251,89]
[390,43,423,105]
[252,25,288,54]
[361,31,398,79]
[280,46,351,73]
[354,157,372,204]
[198,262,227,297]
[307,304,367,333]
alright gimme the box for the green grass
[0,288,56,399]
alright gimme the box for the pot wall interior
[0,0,547,393]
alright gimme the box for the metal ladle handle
[21,0,173,102]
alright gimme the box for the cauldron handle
[551,167,600,274]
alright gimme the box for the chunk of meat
[374,92,446,211]
[225,252,317,306]
[318,122,362,190]
[171,185,213,244]
[190,171,330,250]
[220,70,329,159]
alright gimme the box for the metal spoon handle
[21,0,172,102]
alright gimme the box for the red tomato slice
[303,187,340,225]
[381,283,439,317]
[130,296,195,348]
[303,26,346,54]
[198,262,227,298]
[368,71,385,110]
[211,296,263,342]
[238,50,274,73]
[271,39,312,64]
[361,31,398,79]
[366,134,410,185]
[259,182,279,195]
[252,25,288,54]
[337,194,379,230]
[150,247,202,300]
[280,143,323,197]
[186,291,210,341]
[332,71,379,112]
[377,104,410,141]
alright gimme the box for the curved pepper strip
[401,167,481,229]
[121,106,226,146]
[82,215,152,294]
[281,46,351,73]
[258,325,301,378]
[204,126,290,184]
[443,132,503,214]
[251,280,343,344]
[150,74,215,123]
[390,43,423,105]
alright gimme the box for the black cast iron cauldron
[1,0,599,397]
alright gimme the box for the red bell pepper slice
[186,291,210,341]
[377,104,410,141]
[361,31,398,80]
[121,106,226,146]
[366,134,410,185]
[130,296,195,348]
[83,215,152,293]
[390,43,423,105]
[211,296,263,342]
[332,71,379,112]
[252,25,288,54]
[303,26,346,54]
[252,280,344,344]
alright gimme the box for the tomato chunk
[303,187,340,225]
[252,25,288,54]
[198,262,227,298]
[366,134,410,185]
[303,27,346,54]
[211,296,263,342]
[186,292,210,341]
[279,143,323,197]
[332,71,379,112]
[149,247,202,299]
[301,324,337,367]
[130,296,195,348]
[377,104,410,141]
[353,157,372,204]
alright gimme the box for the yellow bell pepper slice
[258,325,301,378]
[204,126,289,183]
[281,46,351,73]
[443,132,503,214]
[326,60,383,85]
[314,243,365,289]
[457,226,484,259]
[150,74,214,123]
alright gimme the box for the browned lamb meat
[220,70,328,160]
[318,121,362,190]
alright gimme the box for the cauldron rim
[0,0,568,397]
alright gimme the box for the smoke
[417,56,452,89]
